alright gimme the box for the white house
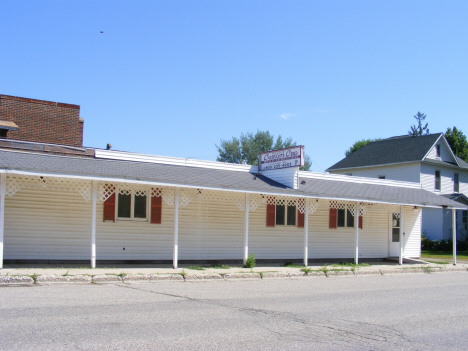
[327,133,468,241]
[0,138,463,269]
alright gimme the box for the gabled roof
[327,133,443,171]
[0,148,464,209]
[441,194,468,207]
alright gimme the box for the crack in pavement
[116,283,414,349]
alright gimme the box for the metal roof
[0,148,464,209]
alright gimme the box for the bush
[421,237,468,251]
[244,254,256,268]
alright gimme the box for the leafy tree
[408,112,430,136]
[216,130,311,171]
[345,138,381,157]
[445,127,468,162]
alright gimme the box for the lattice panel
[6,175,93,201]
[179,188,198,207]
[162,187,174,206]
[249,194,264,211]
[307,198,323,214]
[98,183,116,202]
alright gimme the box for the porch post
[243,193,250,265]
[0,173,6,269]
[354,202,359,264]
[173,188,180,269]
[453,209,457,265]
[91,180,97,269]
[399,206,405,265]
[304,199,309,267]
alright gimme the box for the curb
[1,267,466,285]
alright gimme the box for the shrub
[244,254,256,268]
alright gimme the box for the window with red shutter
[266,203,276,227]
[329,208,337,229]
[151,194,162,224]
[297,210,304,228]
[103,193,116,222]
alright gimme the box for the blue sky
[1,1,467,172]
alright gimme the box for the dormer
[424,134,458,165]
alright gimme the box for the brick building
[0,94,84,147]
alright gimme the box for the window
[345,173,352,176]
[463,211,467,224]
[275,204,296,226]
[391,214,400,242]
[378,175,385,179]
[435,170,441,191]
[118,192,147,219]
[436,145,441,158]
[329,205,361,229]
[454,173,459,193]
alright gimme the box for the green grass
[283,261,302,268]
[210,264,231,269]
[300,267,313,275]
[186,266,205,271]
[421,250,468,261]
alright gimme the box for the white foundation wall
[4,188,419,261]
[403,207,422,258]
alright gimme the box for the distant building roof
[327,134,443,171]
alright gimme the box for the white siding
[330,163,421,183]
[404,207,422,258]
[459,171,468,194]
[259,167,298,189]
[425,137,456,163]
[3,188,418,261]
[420,163,460,194]
[421,207,443,240]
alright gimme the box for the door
[389,213,400,257]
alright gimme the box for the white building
[327,133,468,241]
[0,138,463,269]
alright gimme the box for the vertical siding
[404,207,421,258]
[4,188,415,261]
[259,168,298,188]
[331,163,421,183]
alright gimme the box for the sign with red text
[258,146,304,171]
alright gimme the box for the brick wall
[0,95,84,147]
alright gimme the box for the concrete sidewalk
[0,259,467,285]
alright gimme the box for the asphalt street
[1,273,467,350]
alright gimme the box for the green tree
[445,127,468,162]
[345,138,381,157]
[409,112,430,136]
[216,130,311,171]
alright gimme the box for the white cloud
[279,112,294,119]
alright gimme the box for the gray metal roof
[327,133,441,171]
[0,148,463,209]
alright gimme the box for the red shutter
[151,194,162,224]
[297,210,304,228]
[103,193,116,222]
[266,197,276,227]
[358,215,363,229]
[329,208,337,229]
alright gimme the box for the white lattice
[307,198,322,214]
[151,188,162,197]
[98,183,116,202]
[179,188,197,207]
[297,198,306,214]
[162,187,174,206]
[249,194,264,211]
[6,175,92,201]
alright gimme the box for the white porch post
[91,180,97,269]
[173,188,180,269]
[304,199,309,267]
[453,209,457,265]
[243,193,250,265]
[0,173,6,269]
[354,202,359,264]
[399,206,405,265]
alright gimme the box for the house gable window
[436,145,441,158]
[435,170,441,191]
[454,173,459,193]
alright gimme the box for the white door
[389,213,400,257]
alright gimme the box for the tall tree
[345,138,381,157]
[216,130,311,171]
[445,127,468,162]
[408,112,430,136]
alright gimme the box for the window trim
[436,144,441,158]
[274,204,297,226]
[332,205,356,229]
[116,191,150,222]
[454,173,459,193]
